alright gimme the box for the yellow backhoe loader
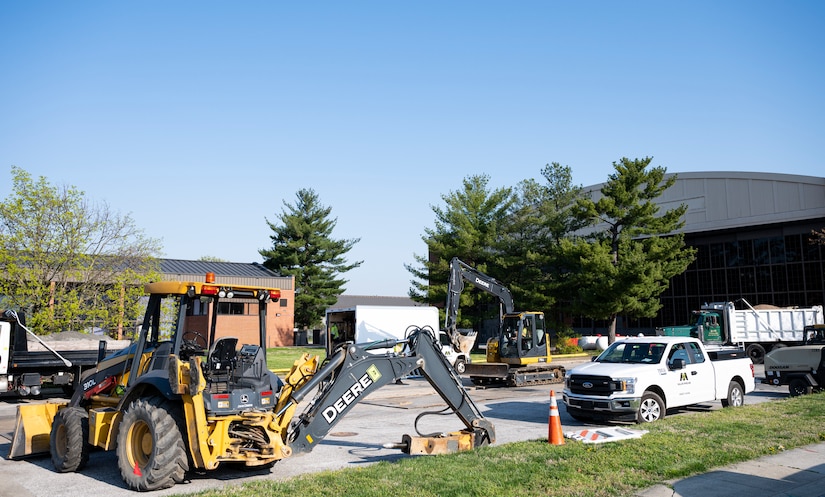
[9,274,495,491]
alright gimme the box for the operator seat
[207,336,238,382]
[231,344,273,390]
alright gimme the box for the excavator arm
[444,257,514,353]
[282,326,495,456]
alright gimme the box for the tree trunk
[608,313,617,344]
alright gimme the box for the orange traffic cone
[548,390,565,445]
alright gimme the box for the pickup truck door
[665,342,716,407]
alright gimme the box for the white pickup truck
[562,336,755,423]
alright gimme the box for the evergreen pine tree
[260,189,362,330]
[562,157,696,343]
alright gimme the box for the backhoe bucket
[9,402,66,459]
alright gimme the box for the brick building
[160,260,295,347]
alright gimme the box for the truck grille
[568,375,613,396]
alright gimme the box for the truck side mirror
[670,358,686,370]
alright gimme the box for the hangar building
[576,171,825,334]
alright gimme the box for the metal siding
[750,180,776,216]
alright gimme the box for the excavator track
[507,366,566,387]
[468,365,566,388]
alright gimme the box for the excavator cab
[496,312,549,364]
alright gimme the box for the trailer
[324,305,471,371]
[656,299,824,364]
[1,310,128,396]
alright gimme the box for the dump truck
[656,299,823,364]
[10,274,495,491]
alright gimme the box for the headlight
[610,377,636,394]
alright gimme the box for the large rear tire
[746,343,766,365]
[637,392,665,423]
[116,396,189,491]
[50,406,90,472]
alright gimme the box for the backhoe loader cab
[11,275,290,491]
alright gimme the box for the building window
[280,298,288,307]
[785,235,802,263]
[217,302,247,315]
[186,299,209,316]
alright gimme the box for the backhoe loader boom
[285,326,495,455]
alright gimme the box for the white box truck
[324,305,470,370]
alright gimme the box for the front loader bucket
[9,402,66,459]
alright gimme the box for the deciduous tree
[0,166,161,335]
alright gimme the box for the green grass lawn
[266,346,325,371]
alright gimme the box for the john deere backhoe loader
[10,274,495,491]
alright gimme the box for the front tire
[50,407,90,472]
[721,380,745,407]
[637,392,665,423]
[454,358,467,374]
[116,396,189,491]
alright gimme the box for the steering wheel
[180,331,207,358]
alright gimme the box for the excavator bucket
[8,402,66,459]
[456,332,478,355]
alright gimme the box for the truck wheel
[721,380,745,407]
[789,378,809,397]
[746,344,766,365]
[50,407,90,472]
[454,358,467,374]
[117,396,189,491]
[637,392,665,423]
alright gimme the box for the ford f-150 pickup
[562,336,755,423]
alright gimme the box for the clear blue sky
[1,2,823,296]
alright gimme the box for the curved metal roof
[582,171,825,234]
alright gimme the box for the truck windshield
[596,342,666,364]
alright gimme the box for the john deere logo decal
[322,366,382,424]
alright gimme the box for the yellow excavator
[444,258,565,386]
[9,274,495,491]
